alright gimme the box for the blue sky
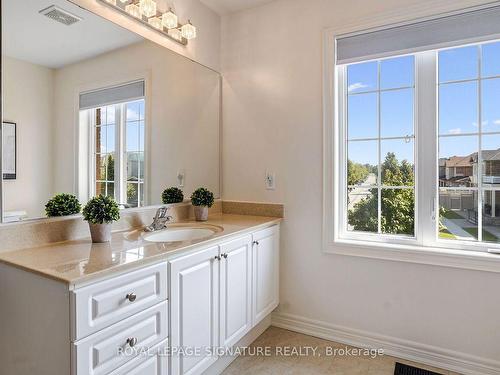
[98,100,144,154]
[347,42,500,167]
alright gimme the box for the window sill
[324,239,500,273]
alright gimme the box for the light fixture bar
[98,0,196,46]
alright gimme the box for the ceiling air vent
[39,5,82,26]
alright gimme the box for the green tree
[348,153,414,235]
[347,160,370,186]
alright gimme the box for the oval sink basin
[142,224,222,243]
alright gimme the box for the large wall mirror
[1,0,221,222]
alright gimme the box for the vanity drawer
[72,262,168,340]
[72,301,168,375]
[108,339,168,375]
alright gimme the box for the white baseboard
[271,312,500,375]
[203,314,272,375]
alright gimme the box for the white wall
[221,0,500,367]
[53,40,220,204]
[2,57,54,218]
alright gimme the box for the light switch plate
[177,169,185,187]
[265,171,276,190]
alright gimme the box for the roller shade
[336,5,500,64]
[79,80,145,110]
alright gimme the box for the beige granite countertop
[0,214,281,287]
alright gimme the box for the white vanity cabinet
[169,246,221,375]
[71,262,169,375]
[0,222,279,375]
[252,226,280,323]
[219,235,253,349]
[169,224,280,375]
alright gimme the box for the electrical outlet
[177,169,185,187]
[265,171,276,190]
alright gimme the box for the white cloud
[448,128,462,135]
[348,82,369,92]
[494,119,500,125]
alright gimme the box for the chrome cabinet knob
[253,241,259,246]
[214,255,221,261]
[127,337,138,347]
[222,253,228,259]
[126,293,137,302]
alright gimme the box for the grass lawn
[439,228,456,239]
[441,209,464,220]
[463,227,498,242]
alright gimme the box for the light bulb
[119,0,129,3]
[161,9,178,29]
[148,16,162,30]
[168,28,182,41]
[139,0,156,18]
[181,21,196,40]
[125,4,141,18]
[105,0,117,5]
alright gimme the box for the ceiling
[3,0,143,69]
[200,0,274,14]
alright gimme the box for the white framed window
[79,80,146,208]
[339,56,416,242]
[324,4,500,266]
[337,41,500,252]
[90,100,145,208]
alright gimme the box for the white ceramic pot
[194,206,209,221]
[88,223,113,243]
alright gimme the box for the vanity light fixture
[180,20,196,40]
[98,0,196,45]
[125,3,141,18]
[168,28,182,41]
[139,0,156,18]
[162,8,178,29]
[148,16,162,29]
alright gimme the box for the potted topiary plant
[82,195,120,243]
[162,187,184,204]
[190,187,214,221]
[45,193,81,217]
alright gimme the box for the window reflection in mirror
[1,0,220,222]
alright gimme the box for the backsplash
[0,200,284,253]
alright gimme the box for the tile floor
[222,327,460,375]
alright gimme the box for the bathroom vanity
[0,214,280,375]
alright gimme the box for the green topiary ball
[162,187,184,204]
[45,193,81,217]
[190,187,215,208]
[82,195,120,224]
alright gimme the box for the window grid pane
[93,101,145,205]
[346,56,415,237]
[438,43,500,244]
[125,100,145,208]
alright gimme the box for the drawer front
[109,339,168,375]
[73,301,168,375]
[72,262,167,340]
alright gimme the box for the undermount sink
[142,223,222,243]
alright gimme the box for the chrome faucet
[144,207,173,232]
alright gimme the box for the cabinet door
[170,246,219,375]
[219,235,252,348]
[252,225,280,324]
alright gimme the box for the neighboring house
[440,149,500,220]
[471,149,500,186]
[439,155,473,187]
[439,149,500,187]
